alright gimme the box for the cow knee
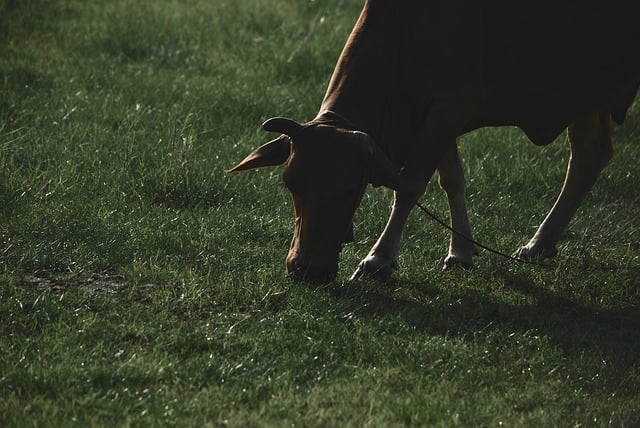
[568,111,613,172]
[437,149,465,197]
[438,168,464,197]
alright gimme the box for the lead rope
[414,200,554,268]
[416,200,640,272]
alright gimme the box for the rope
[414,201,554,268]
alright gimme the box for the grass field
[1,0,639,426]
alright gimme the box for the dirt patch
[23,268,128,295]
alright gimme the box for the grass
[1,0,639,426]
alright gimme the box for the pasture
[1,0,639,426]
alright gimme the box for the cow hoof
[513,244,557,261]
[442,253,474,270]
[350,257,396,282]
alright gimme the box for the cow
[228,1,640,283]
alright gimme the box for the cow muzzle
[286,252,339,284]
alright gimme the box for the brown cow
[229,1,640,283]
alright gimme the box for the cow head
[228,116,403,283]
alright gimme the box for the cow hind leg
[437,144,477,268]
[515,111,613,260]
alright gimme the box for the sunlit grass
[1,0,639,426]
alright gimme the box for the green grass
[1,0,639,426]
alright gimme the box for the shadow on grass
[310,269,639,391]
[147,183,233,211]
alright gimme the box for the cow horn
[262,117,303,137]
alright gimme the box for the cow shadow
[311,266,639,393]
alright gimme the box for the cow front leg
[515,111,613,260]
[351,102,465,281]
[437,144,477,268]
[350,191,416,281]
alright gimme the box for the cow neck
[319,1,399,140]
[311,110,359,131]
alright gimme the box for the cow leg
[349,190,415,281]
[515,111,613,260]
[437,144,477,268]
[351,102,463,281]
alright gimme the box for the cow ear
[352,131,405,192]
[226,135,291,173]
